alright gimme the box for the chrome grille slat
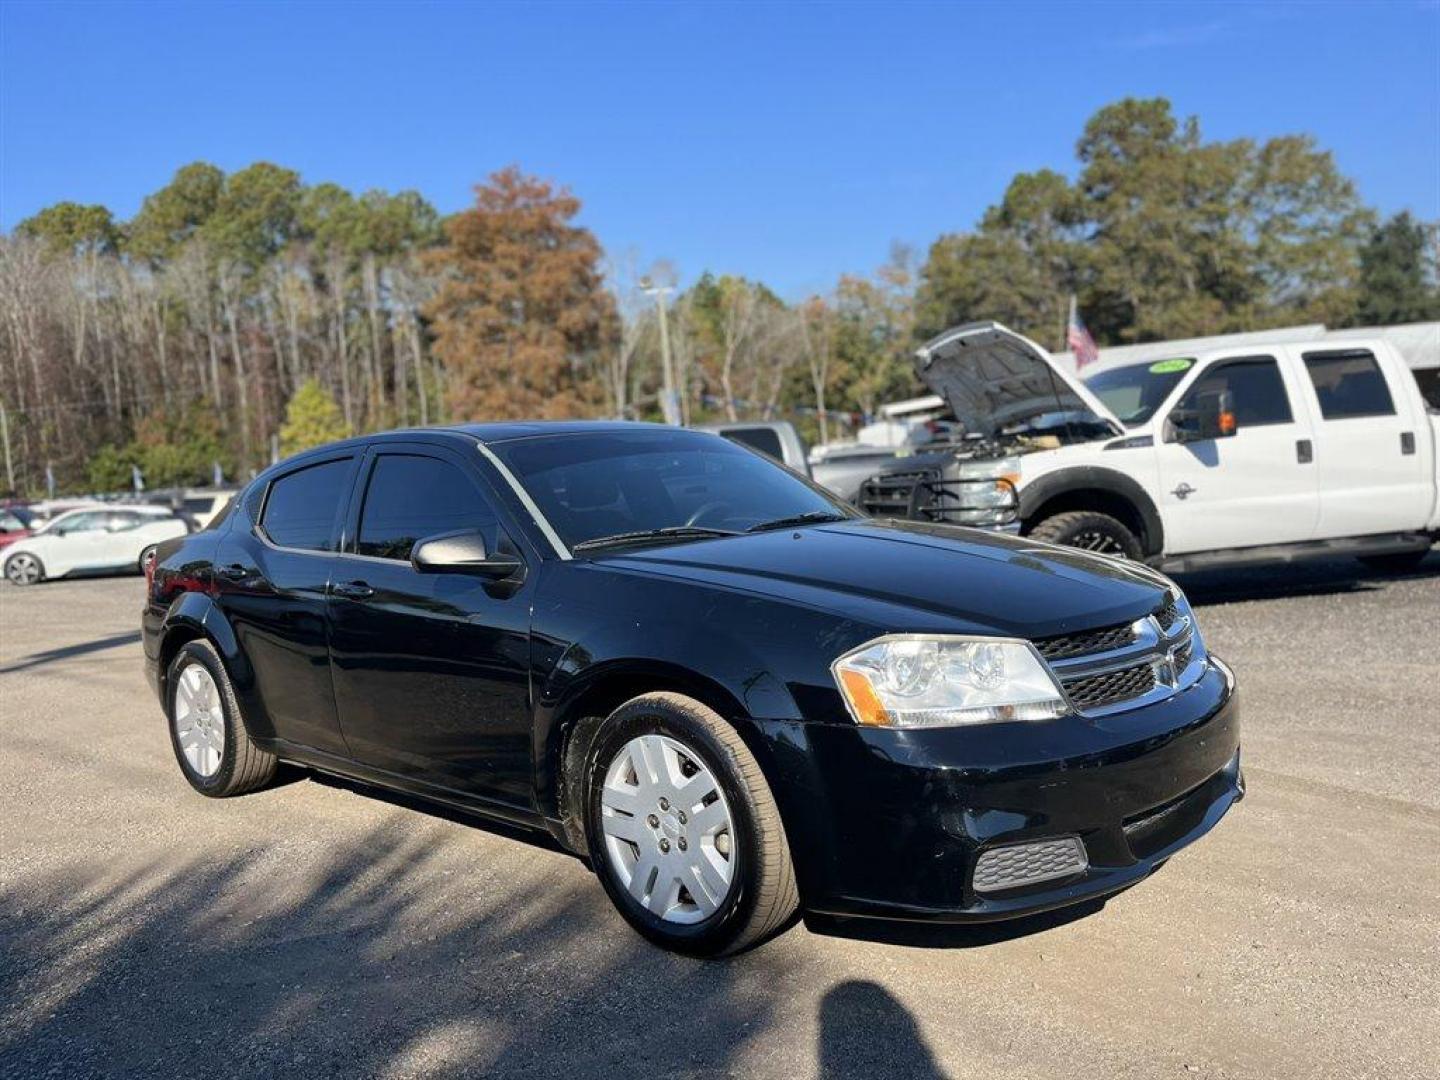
[1035,598,1203,716]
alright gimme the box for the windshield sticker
[1148,358,1193,374]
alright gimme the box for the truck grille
[858,468,937,518]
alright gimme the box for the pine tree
[279,379,349,457]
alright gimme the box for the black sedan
[142,422,1242,955]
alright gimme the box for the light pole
[640,277,679,425]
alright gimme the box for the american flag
[1067,296,1099,370]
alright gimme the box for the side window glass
[1303,350,1396,420]
[1177,357,1292,428]
[62,512,107,533]
[106,512,142,532]
[356,455,500,561]
[261,459,352,551]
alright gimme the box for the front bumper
[755,657,1242,922]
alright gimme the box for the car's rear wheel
[166,640,277,797]
[3,552,44,586]
[585,693,798,956]
[1357,549,1430,574]
[1029,510,1143,560]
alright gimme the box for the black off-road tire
[1357,549,1430,574]
[166,639,277,797]
[585,692,799,957]
[1029,510,1144,561]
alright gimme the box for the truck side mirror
[1170,389,1238,443]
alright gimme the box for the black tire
[138,544,158,575]
[585,692,799,957]
[3,551,45,586]
[165,639,277,797]
[1358,549,1430,574]
[1029,510,1143,560]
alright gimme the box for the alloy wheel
[1071,530,1127,557]
[173,663,225,778]
[599,734,737,924]
[5,554,41,585]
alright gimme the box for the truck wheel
[1357,549,1430,574]
[585,692,799,957]
[1030,511,1143,560]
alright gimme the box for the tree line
[1,97,1436,496]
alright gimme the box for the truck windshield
[489,429,853,550]
[1083,360,1194,427]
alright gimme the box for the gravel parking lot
[2,558,1437,1079]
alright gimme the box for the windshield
[489,429,853,550]
[1082,360,1194,427]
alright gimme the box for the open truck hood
[914,322,1123,439]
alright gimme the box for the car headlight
[832,635,1067,727]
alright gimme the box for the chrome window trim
[474,441,572,560]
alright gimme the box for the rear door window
[355,454,500,561]
[1177,356,1293,427]
[261,459,352,551]
[1303,350,1396,420]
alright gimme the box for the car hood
[598,519,1168,639]
[914,322,1123,439]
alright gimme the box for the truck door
[1155,353,1319,554]
[1295,346,1432,538]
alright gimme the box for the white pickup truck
[858,322,1439,573]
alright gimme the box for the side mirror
[411,529,523,580]
[1171,389,1238,443]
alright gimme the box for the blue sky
[2,1,1437,298]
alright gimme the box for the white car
[2,506,190,586]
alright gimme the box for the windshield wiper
[744,510,851,533]
[572,526,738,552]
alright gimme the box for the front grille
[973,836,1088,894]
[1155,598,1180,632]
[1035,622,1136,661]
[1064,662,1157,710]
[858,468,935,517]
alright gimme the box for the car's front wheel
[585,693,798,956]
[3,552,44,586]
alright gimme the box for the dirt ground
[2,557,1437,1079]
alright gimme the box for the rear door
[214,453,357,756]
[48,511,115,574]
[1155,353,1319,553]
[1296,346,1433,538]
[327,444,535,811]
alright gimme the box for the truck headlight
[832,635,1067,727]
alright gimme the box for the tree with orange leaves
[426,167,614,421]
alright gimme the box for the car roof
[261,421,718,479]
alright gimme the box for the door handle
[1296,439,1313,464]
[1400,432,1416,455]
[333,580,374,599]
[217,564,248,581]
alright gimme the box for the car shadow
[1178,550,1440,607]
[0,821,793,1078]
